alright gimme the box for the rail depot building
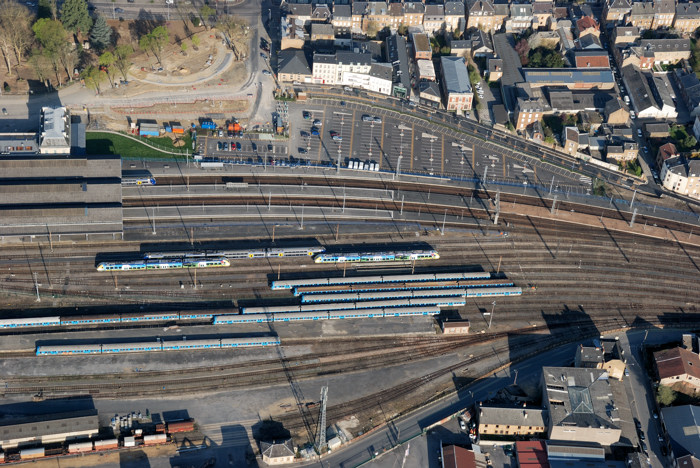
[0,410,99,449]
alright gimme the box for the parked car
[262,70,272,76]
[236,142,241,151]
[332,135,342,142]
[459,420,466,431]
[115,7,124,13]
[373,116,382,123]
[303,111,311,120]
[217,141,222,150]
[313,119,322,126]
[298,148,308,154]
[310,128,320,136]
[222,142,228,151]
[362,115,372,122]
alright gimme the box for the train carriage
[466,287,522,297]
[272,271,490,290]
[273,311,328,322]
[101,342,163,353]
[161,339,221,350]
[214,314,273,324]
[0,316,61,328]
[36,344,103,355]
[120,313,179,322]
[293,278,513,295]
[60,315,121,325]
[146,259,183,269]
[220,337,280,347]
[97,261,148,271]
[179,312,216,320]
[183,258,230,268]
[300,288,469,303]
[122,177,156,186]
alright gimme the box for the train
[0,311,219,329]
[313,249,439,263]
[271,272,491,290]
[293,279,514,295]
[300,287,522,303]
[240,297,469,314]
[144,246,326,259]
[96,257,230,271]
[122,177,156,186]
[36,336,280,355]
[213,306,441,324]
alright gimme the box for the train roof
[273,271,490,288]
[37,343,103,353]
[0,316,61,325]
[220,336,279,345]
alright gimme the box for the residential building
[654,346,700,394]
[557,23,577,52]
[507,3,533,32]
[541,367,622,446]
[515,84,550,131]
[628,2,654,31]
[575,344,604,368]
[440,56,474,112]
[563,127,583,153]
[311,23,334,48]
[661,157,700,200]
[603,0,632,24]
[643,123,670,143]
[412,33,432,60]
[332,5,352,34]
[364,1,390,34]
[627,39,692,66]
[612,26,639,46]
[675,69,700,117]
[651,75,678,119]
[493,1,511,30]
[477,405,547,437]
[674,4,700,34]
[444,2,466,34]
[576,16,600,37]
[526,120,545,142]
[574,50,610,68]
[607,141,638,162]
[311,51,372,86]
[417,60,436,81]
[277,50,312,83]
[285,4,312,27]
[341,62,394,96]
[621,65,661,118]
[488,58,504,81]
[311,4,331,23]
[441,319,470,334]
[604,97,630,125]
[576,34,604,50]
[424,4,446,35]
[677,455,700,468]
[471,30,494,57]
[653,0,676,29]
[493,33,526,114]
[450,40,472,58]
[533,1,555,31]
[441,445,487,468]
[528,30,560,51]
[661,405,700,463]
[385,34,411,99]
[261,439,295,465]
[351,2,367,34]
[467,0,499,31]
[523,68,615,90]
[403,2,424,28]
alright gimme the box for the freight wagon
[167,420,194,433]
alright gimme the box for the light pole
[488,301,496,329]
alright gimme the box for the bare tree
[217,15,249,60]
[0,0,33,75]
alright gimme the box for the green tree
[29,47,54,89]
[0,0,33,75]
[89,15,112,51]
[365,20,380,38]
[60,0,92,36]
[180,42,188,54]
[657,385,677,406]
[98,50,115,87]
[81,64,104,93]
[467,64,480,86]
[397,24,408,36]
[199,5,215,28]
[191,34,200,49]
[114,43,133,80]
[143,25,168,65]
[32,18,73,84]
[37,0,57,20]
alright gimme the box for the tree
[81,64,104,94]
[199,5,215,28]
[33,18,73,84]
[181,42,188,55]
[0,0,33,75]
[89,15,112,51]
[37,0,57,20]
[514,38,530,66]
[29,48,54,89]
[366,20,380,38]
[467,64,480,86]
[60,0,92,36]
[656,385,677,406]
[114,44,133,80]
[139,25,169,65]
[217,15,249,59]
[397,24,408,36]
[191,34,200,49]
[99,51,115,87]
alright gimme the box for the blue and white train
[271,272,491,290]
[122,177,156,186]
[313,249,439,263]
[214,306,441,324]
[144,246,326,260]
[36,336,280,355]
[0,311,220,330]
[97,257,230,271]
[300,287,522,303]
[240,297,468,314]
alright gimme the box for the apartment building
[477,405,547,437]
[440,56,473,112]
[661,157,700,200]
[674,4,700,34]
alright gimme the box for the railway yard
[0,163,699,466]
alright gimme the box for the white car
[459,420,467,431]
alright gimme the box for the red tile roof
[442,445,477,468]
[658,142,679,161]
[577,16,599,31]
[655,347,700,381]
[516,441,550,468]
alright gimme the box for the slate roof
[661,405,700,459]
[440,56,472,94]
[278,50,311,75]
[664,157,700,178]
[333,4,351,18]
[261,439,295,459]
[468,0,495,15]
[676,4,700,19]
[445,1,465,16]
[479,405,547,428]
[523,68,614,85]
[622,65,658,112]
[420,81,441,98]
[638,38,691,54]
[369,63,393,82]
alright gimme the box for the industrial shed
[0,410,99,449]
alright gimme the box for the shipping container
[68,441,94,453]
[155,423,166,433]
[163,123,172,133]
[94,439,119,451]
[143,434,168,445]
[201,120,216,130]
[124,436,136,447]
[20,447,45,460]
[172,126,184,134]
[167,419,195,433]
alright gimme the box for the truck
[227,121,242,137]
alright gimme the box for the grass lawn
[86,132,189,160]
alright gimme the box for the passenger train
[122,177,157,186]
[213,306,441,324]
[36,336,280,355]
[313,249,439,263]
[271,272,490,290]
[240,296,469,314]
[293,279,513,296]
[144,246,326,260]
[300,287,522,303]
[97,257,230,271]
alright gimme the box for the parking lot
[199,100,594,193]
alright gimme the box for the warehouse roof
[523,68,614,85]
[440,56,472,94]
[0,410,98,445]
[662,405,700,459]
[622,65,658,112]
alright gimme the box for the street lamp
[488,301,496,329]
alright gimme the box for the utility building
[0,410,99,449]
